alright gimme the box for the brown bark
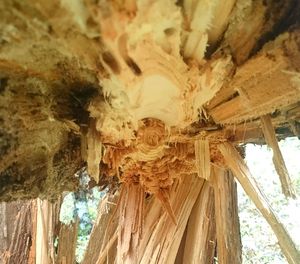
[0,201,34,264]
[6,203,33,264]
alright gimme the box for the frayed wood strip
[96,231,118,264]
[156,189,177,225]
[118,184,144,263]
[138,176,205,263]
[212,167,242,264]
[261,114,296,198]
[194,139,211,180]
[218,142,300,264]
[183,181,216,263]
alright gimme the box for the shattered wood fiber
[1,0,300,263]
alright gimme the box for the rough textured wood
[135,175,204,263]
[35,199,61,264]
[219,142,300,264]
[261,114,296,198]
[56,219,79,264]
[174,227,187,264]
[97,174,205,264]
[213,167,242,264]
[0,66,101,201]
[0,0,299,201]
[0,201,34,264]
[82,192,119,264]
[117,184,144,263]
[209,31,300,125]
[183,181,216,264]
[28,200,37,264]
[0,0,300,262]
[6,202,33,264]
[194,139,211,180]
[222,0,298,65]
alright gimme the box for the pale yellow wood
[96,231,118,264]
[138,175,204,264]
[183,181,216,264]
[36,199,52,264]
[208,0,236,44]
[218,142,300,264]
[213,167,242,264]
[194,139,211,180]
[82,193,119,264]
[261,114,296,198]
[210,32,300,124]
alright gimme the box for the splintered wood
[56,219,79,264]
[82,193,119,264]
[194,139,211,180]
[118,184,144,263]
[13,0,297,263]
[183,182,216,264]
[1,0,300,263]
[136,175,205,264]
[209,31,300,125]
[213,167,242,264]
[260,114,296,198]
[218,142,300,264]
[92,175,205,264]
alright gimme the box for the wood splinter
[261,114,296,198]
[218,142,300,264]
[194,139,211,180]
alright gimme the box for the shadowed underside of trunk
[1,0,300,263]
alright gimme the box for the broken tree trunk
[219,142,300,264]
[212,167,242,264]
[260,114,296,198]
[183,181,216,264]
[96,174,205,264]
[1,0,300,263]
[139,175,204,264]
